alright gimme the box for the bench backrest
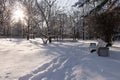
[97,39,107,47]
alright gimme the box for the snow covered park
[0,38,120,80]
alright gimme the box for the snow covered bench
[89,39,109,57]
[97,47,109,57]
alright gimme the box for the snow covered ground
[0,38,120,80]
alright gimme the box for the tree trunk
[48,37,52,43]
[27,25,30,40]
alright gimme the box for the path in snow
[19,41,90,80]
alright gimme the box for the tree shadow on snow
[19,42,89,80]
[109,50,120,62]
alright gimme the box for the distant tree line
[0,0,91,44]
[1,0,120,44]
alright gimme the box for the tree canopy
[74,0,119,16]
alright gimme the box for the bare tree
[35,0,57,43]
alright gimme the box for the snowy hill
[0,38,120,80]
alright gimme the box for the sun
[10,2,27,25]
[12,9,25,22]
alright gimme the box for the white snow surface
[0,38,120,80]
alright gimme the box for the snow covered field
[0,38,120,80]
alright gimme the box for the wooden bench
[89,39,109,57]
[97,47,109,57]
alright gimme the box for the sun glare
[13,9,25,22]
[11,2,27,25]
